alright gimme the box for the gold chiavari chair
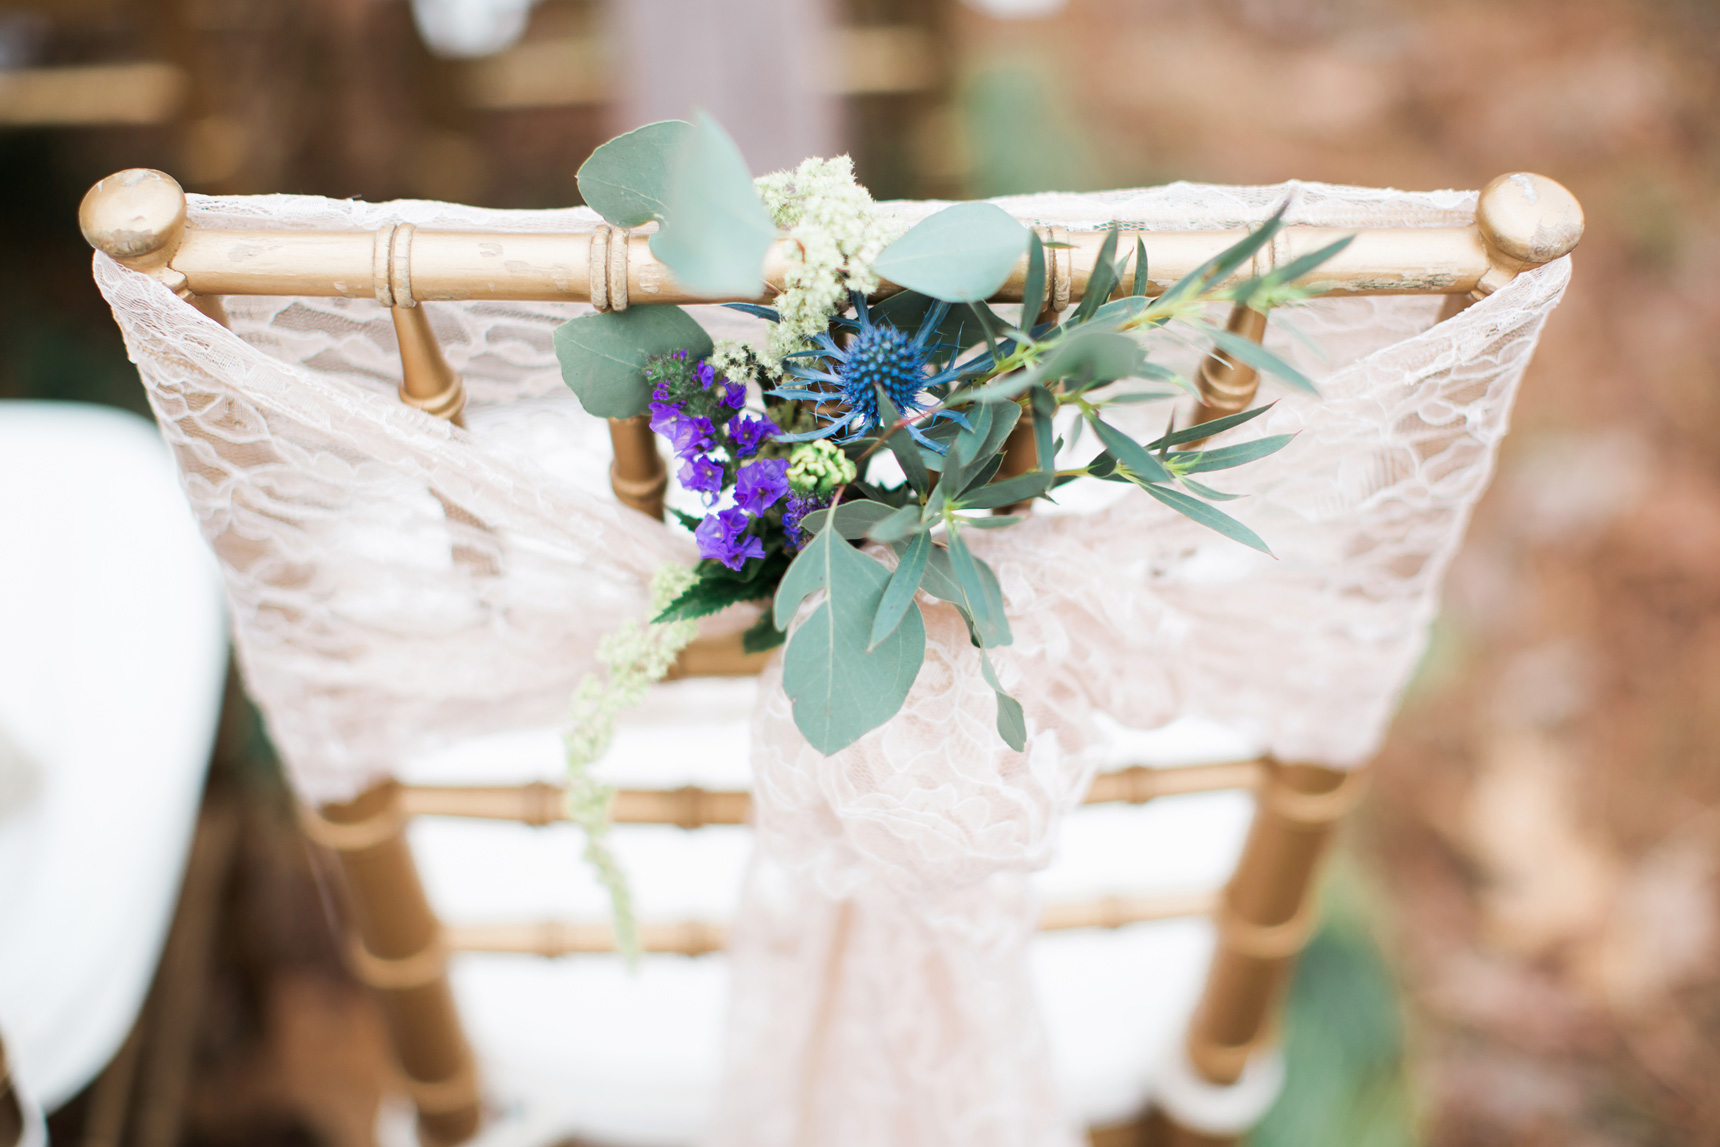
[80,166,1581,1147]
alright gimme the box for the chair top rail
[80,169,1584,306]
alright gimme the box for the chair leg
[1159,759,1369,1144]
[307,782,481,1147]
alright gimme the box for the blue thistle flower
[769,292,987,452]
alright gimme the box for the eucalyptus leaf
[1036,329,1144,391]
[867,504,925,543]
[800,500,896,540]
[1141,481,1272,554]
[1147,402,1275,449]
[723,302,781,321]
[1204,325,1320,397]
[1178,434,1295,473]
[946,527,1011,647]
[1086,413,1173,483]
[776,522,927,754]
[874,202,1029,304]
[575,120,692,229]
[956,513,1024,529]
[1021,230,1048,326]
[1161,206,1286,304]
[649,112,776,297]
[869,530,930,650]
[955,471,1050,510]
[554,304,713,418]
[914,540,962,604]
[979,650,1027,751]
[1132,236,1149,297]
[1070,225,1121,326]
[1179,477,1245,501]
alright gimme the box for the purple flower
[782,491,824,552]
[695,507,766,571]
[718,378,746,411]
[735,458,789,516]
[678,453,724,500]
[728,414,778,458]
[695,360,716,390]
[649,400,683,436]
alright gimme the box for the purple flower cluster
[644,351,786,571]
[782,491,825,551]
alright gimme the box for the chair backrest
[80,169,1580,1146]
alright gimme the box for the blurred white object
[0,402,226,1114]
[959,0,1069,18]
[411,0,539,59]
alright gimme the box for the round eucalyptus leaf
[873,202,1029,303]
[648,112,776,298]
[575,120,692,229]
[553,305,712,419]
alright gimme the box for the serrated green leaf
[1141,481,1272,554]
[648,111,776,297]
[1086,413,1172,483]
[874,202,1029,303]
[1204,325,1320,397]
[575,120,692,229]
[869,530,930,650]
[776,521,927,754]
[1179,434,1295,473]
[554,304,713,418]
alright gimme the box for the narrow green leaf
[955,471,1050,510]
[946,527,1011,647]
[1021,230,1048,327]
[915,541,962,604]
[1161,206,1287,304]
[957,513,1024,529]
[1030,386,1057,474]
[979,650,1027,751]
[1086,413,1172,483]
[867,503,925,543]
[1132,236,1149,297]
[575,120,692,228]
[1179,477,1245,501]
[554,304,713,418]
[869,530,930,650]
[800,500,896,540]
[1070,225,1122,325]
[1141,482,1273,554]
[873,202,1029,303]
[1147,402,1275,449]
[1179,434,1295,473]
[648,111,776,297]
[1204,325,1320,397]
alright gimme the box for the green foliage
[649,112,776,297]
[554,305,712,418]
[873,203,1029,303]
[774,518,928,754]
[575,119,692,228]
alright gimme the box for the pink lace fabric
[92,182,1569,1146]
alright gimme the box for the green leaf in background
[874,202,1029,303]
[1203,324,1321,397]
[575,119,692,229]
[979,650,1027,751]
[1178,434,1296,473]
[1069,225,1121,326]
[1142,481,1273,555]
[1086,413,1172,483]
[1020,230,1048,327]
[554,304,712,418]
[649,111,776,297]
[869,530,931,650]
[774,520,927,754]
[800,500,896,540]
[1132,235,1150,297]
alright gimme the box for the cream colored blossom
[753,155,908,363]
[563,562,698,962]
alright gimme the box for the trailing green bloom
[563,562,700,963]
[753,156,908,364]
[786,439,856,497]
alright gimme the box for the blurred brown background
[4,0,1718,1144]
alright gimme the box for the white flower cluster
[754,155,908,363]
[562,562,699,961]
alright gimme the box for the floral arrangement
[555,114,1348,760]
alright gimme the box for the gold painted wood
[606,415,667,519]
[1188,303,1268,435]
[392,305,467,425]
[397,757,1264,829]
[83,169,1585,308]
[443,888,1219,958]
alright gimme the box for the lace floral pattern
[92,181,1568,1146]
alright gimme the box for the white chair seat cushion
[403,710,1255,1144]
[0,402,226,1110]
